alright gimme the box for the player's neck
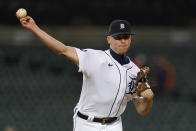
[109,48,129,65]
[109,48,124,56]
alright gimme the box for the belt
[77,111,118,125]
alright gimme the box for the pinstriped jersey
[75,48,140,117]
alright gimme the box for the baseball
[16,8,27,19]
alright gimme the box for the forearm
[133,88,154,116]
[30,25,67,55]
[18,16,78,64]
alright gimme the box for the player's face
[107,34,131,55]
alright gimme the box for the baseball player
[17,15,154,131]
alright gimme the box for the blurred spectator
[151,56,176,97]
[132,53,147,68]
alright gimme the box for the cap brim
[108,32,135,36]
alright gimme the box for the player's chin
[119,47,129,54]
[118,49,128,54]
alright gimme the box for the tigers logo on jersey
[126,75,136,94]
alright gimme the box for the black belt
[77,111,118,124]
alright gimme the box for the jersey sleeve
[75,48,96,76]
[75,48,86,73]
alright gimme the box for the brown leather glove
[135,66,150,96]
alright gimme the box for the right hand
[17,16,37,31]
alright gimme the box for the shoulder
[75,48,107,60]
[75,48,107,73]
[75,48,104,54]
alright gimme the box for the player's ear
[106,36,111,44]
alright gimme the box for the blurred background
[0,0,196,131]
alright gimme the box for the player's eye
[113,34,130,40]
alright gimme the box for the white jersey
[75,48,140,118]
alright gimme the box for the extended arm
[18,16,79,65]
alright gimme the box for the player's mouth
[119,45,128,48]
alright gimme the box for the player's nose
[120,39,126,43]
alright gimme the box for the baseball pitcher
[17,13,154,131]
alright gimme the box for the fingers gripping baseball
[19,16,36,30]
[16,8,37,30]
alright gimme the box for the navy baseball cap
[107,20,134,36]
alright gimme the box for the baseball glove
[135,66,150,96]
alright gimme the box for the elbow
[55,48,67,56]
[56,50,64,56]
